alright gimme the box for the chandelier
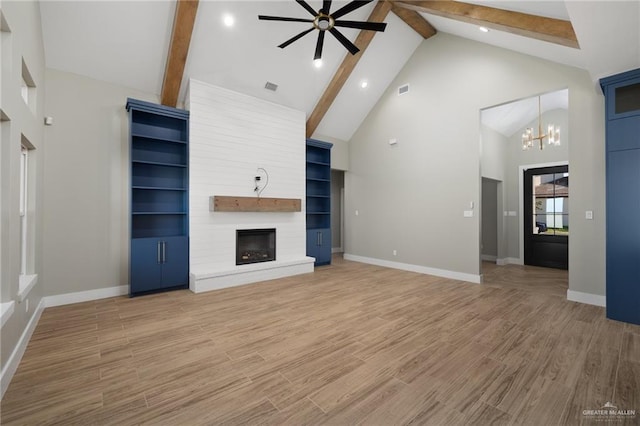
[522,96,560,150]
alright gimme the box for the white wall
[480,125,507,182]
[0,0,45,391]
[346,33,606,297]
[42,69,158,296]
[187,80,307,277]
[331,169,344,251]
[310,132,349,171]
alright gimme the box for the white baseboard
[1,301,15,328]
[331,247,344,254]
[481,254,497,262]
[43,285,128,308]
[496,257,523,266]
[343,254,481,284]
[1,299,44,399]
[567,290,606,307]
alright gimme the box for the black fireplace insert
[236,228,276,265]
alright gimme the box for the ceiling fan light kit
[258,0,387,60]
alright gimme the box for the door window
[532,172,569,236]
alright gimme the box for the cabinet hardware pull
[162,241,166,263]
[319,232,323,246]
[157,241,162,264]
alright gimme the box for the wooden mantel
[210,196,302,212]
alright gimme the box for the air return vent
[398,84,409,95]
[265,81,278,91]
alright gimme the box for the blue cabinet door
[316,228,331,265]
[161,236,189,288]
[307,229,320,262]
[131,238,163,294]
[607,150,640,324]
[307,228,331,265]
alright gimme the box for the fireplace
[236,228,276,265]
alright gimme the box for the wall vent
[265,81,278,91]
[398,84,409,95]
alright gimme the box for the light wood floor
[2,256,639,425]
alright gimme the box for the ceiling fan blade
[334,20,387,31]
[314,31,325,60]
[322,0,332,15]
[329,27,360,55]
[278,27,315,49]
[295,0,319,17]
[258,15,314,23]
[331,0,373,20]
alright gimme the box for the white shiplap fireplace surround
[187,80,314,293]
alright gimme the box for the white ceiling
[38,0,640,142]
[481,88,568,137]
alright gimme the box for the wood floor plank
[2,255,638,425]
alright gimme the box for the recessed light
[360,80,369,89]
[479,26,489,33]
[223,14,235,27]
[313,59,323,68]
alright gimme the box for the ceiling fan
[258,0,387,60]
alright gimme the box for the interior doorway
[479,88,569,278]
[330,169,344,254]
[523,165,569,269]
[481,178,501,263]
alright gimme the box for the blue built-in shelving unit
[306,139,333,266]
[126,98,190,296]
[600,68,640,324]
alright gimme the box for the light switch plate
[585,210,593,220]
[463,210,473,217]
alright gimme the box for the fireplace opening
[236,228,276,265]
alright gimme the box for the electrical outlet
[355,210,359,216]
[393,250,397,256]
[25,298,29,313]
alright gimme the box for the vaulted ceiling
[39,1,640,142]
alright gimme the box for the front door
[524,165,569,269]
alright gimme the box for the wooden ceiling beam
[306,0,393,138]
[394,0,579,48]
[161,0,199,107]
[391,2,436,39]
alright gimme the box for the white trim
[481,254,497,262]
[17,273,37,302]
[1,299,44,398]
[190,257,315,293]
[42,285,128,308]
[567,290,606,307]
[343,254,481,284]
[0,301,15,328]
[518,161,569,265]
[496,257,523,266]
[332,247,344,254]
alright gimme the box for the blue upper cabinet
[306,139,332,266]
[126,99,190,296]
[600,69,640,325]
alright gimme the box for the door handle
[157,241,162,264]
[162,241,166,263]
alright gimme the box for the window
[533,172,569,236]
[19,145,28,275]
[21,58,36,113]
[19,135,35,277]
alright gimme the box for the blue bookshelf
[126,98,189,296]
[306,139,333,265]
